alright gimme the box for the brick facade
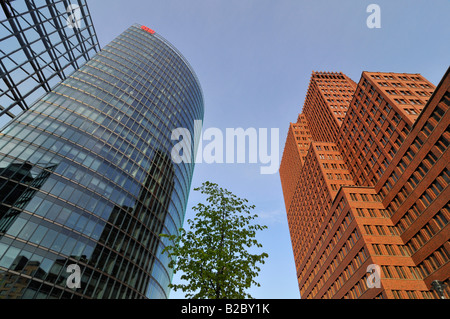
[280,68,450,299]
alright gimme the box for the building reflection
[85,149,175,298]
[0,255,47,299]
[0,149,175,298]
[0,161,57,234]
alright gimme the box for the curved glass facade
[0,24,204,299]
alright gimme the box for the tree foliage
[160,181,268,299]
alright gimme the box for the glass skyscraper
[0,24,204,298]
[0,0,100,126]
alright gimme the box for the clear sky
[86,0,449,299]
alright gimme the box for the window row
[403,207,449,255]
[348,192,381,202]
[324,248,369,299]
[298,201,351,280]
[304,229,362,298]
[397,202,449,236]
[414,244,449,279]
[362,224,399,236]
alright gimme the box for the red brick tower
[280,68,449,299]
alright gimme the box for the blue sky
[87,0,450,299]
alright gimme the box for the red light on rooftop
[141,25,155,34]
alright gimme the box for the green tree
[160,181,268,299]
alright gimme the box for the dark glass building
[0,23,204,298]
[0,0,100,126]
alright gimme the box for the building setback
[280,69,449,299]
[0,24,204,299]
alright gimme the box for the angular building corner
[0,23,204,299]
[280,68,449,299]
